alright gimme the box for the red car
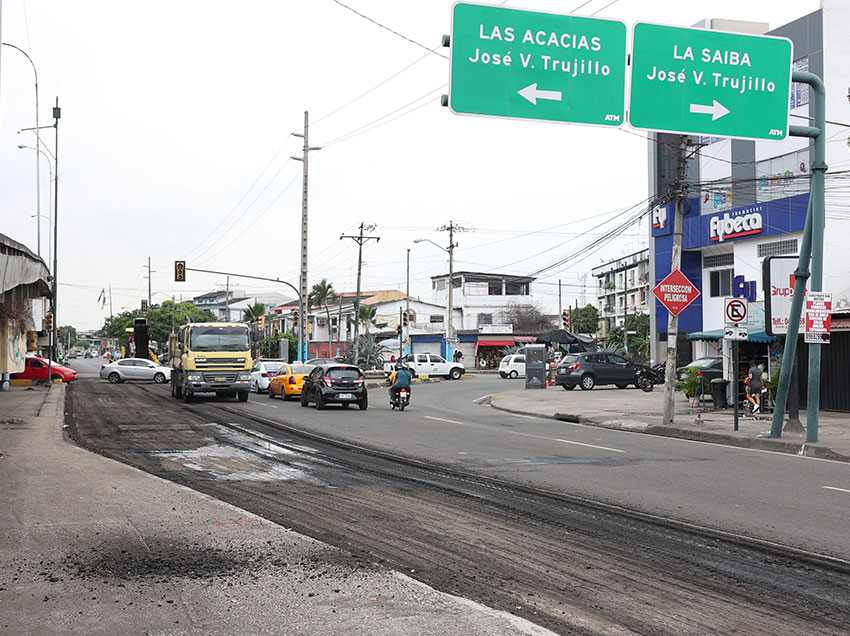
[12,355,77,383]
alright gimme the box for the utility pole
[291,111,321,362]
[108,284,113,318]
[661,137,690,427]
[437,220,470,360]
[558,279,562,316]
[144,256,154,311]
[225,275,230,320]
[341,222,380,365]
[405,248,411,356]
[49,98,60,381]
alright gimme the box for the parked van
[499,354,526,379]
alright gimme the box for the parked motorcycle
[390,387,410,411]
[635,363,666,392]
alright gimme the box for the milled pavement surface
[0,384,552,636]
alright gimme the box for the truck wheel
[183,388,193,403]
[449,367,463,380]
[237,391,249,402]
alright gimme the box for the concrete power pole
[291,111,321,362]
[437,221,470,359]
[144,256,153,311]
[661,137,691,427]
[340,222,380,366]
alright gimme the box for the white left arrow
[518,83,562,105]
[689,99,730,121]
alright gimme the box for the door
[28,358,47,381]
[117,359,137,379]
[136,360,157,381]
[604,354,633,384]
[414,354,430,375]
[514,355,526,377]
[429,354,448,376]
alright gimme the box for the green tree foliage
[570,304,600,335]
[259,331,297,360]
[58,325,78,347]
[606,313,650,363]
[309,279,336,344]
[357,305,376,334]
[102,301,215,346]
[344,334,386,369]
[242,302,267,323]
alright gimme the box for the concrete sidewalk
[0,384,549,635]
[488,386,850,462]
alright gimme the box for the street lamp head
[413,239,424,244]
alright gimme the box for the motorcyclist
[388,363,413,406]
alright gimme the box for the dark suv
[556,352,640,391]
[300,363,368,410]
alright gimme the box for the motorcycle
[635,363,666,392]
[390,387,410,411]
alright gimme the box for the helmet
[395,362,405,371]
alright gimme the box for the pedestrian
[746,362,764,414]
[453,350,463,363]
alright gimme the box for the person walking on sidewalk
[746,363,764,414]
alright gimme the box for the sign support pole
[662,137,689,427]
[733,340,739,431]
[770,71,825,441]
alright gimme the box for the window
[429,355,445,363]
[452,277,462,288]
[434,279,447,291]
[118,360,134,367]
[429,315,444,324]
[327,367,362,380]
[607,354,628,366]
[190,326,249,352]
[30,359,44,368]
[703,253,734,268]
[790,57,809,109]
[505,281,528,295]
[488,280,503,295]
[640,289,646,303]
[758,239,798,258]
[709,269,733,297]
[477,313,493,326]
[515,356,525,364]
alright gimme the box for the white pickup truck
[383,353,465,380]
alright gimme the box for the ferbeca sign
[653,269,700,316]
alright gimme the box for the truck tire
[237,391,249,402]
[449,367,463,380]
[183,387,193,403]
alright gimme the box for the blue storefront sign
[653,193,808,335]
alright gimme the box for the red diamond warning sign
[653,269,700,317]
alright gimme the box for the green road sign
[629,23,793,140]
[449,2,627,127]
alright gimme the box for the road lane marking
[510,413,538,420]
[823,486,850,494]
[425,415,465,426]
[423,414,625,454]
[555,438,625,454]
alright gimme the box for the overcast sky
[0,0,820,329]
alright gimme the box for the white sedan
[100,358,172,384]
[249,359,288,393]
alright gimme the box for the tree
[58,325,79,348]
[344,334,386,369]
[502,304,554,334]
[243,302,267,323]
[571,304,600,335]
[357,305,376,334]
[607,313,650,363]
[309,279,336,349]
[101,301,215,348]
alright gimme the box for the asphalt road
[68,358,850,560]
[65,373,850,635]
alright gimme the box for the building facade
[430,271,536,331]
[591,249,650,337]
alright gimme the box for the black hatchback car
[300,363,368,410]
[555,352,641,390]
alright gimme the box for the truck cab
[170,322,253,402]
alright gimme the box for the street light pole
[18,145,53,265]
[3,42,40,257]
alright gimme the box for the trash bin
[710,378,728,409]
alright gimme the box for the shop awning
[514,336,537,343]
[477,339,515,347]
[687,330,777,344]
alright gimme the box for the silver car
[100,358,172,384]
[249,359,287,393]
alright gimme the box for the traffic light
[396,324,402,335]
[174,260,186,282]
[402,310,409,327]
[290,309,299,329]
[43,312,53,332]
[258,314,267,330]
[561,309,571,330]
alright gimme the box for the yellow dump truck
[170,322,253,403]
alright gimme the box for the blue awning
[687,330,776,344]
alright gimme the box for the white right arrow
[518,83,562,106]
[689,99,730,121]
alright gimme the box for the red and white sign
[805,292,832,344]
[653,269,700,317]
[764,256,806,335]
[724,298,748,324]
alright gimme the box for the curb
[487,399,850,463]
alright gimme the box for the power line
[590,0,623,15]
[329,0,448,59]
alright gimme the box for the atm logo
[709,209,763,242]
[652,207,667,229]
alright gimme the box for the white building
[591,249,650,336]
[430,271,536,331]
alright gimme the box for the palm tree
[357,304,376,334]
[243,302,266,323]
[309,279,336,351]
